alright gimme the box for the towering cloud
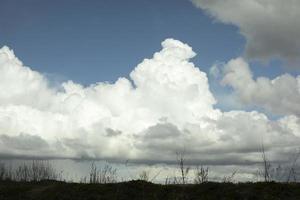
[191,0,300,64]
[0,39,299,167]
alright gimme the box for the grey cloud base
[0,39,299,167]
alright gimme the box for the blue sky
[1,0,246,85]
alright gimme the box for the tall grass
[88,162,117,184]
[0,160,61,182]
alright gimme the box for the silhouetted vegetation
[176,151,190,184]
[88,162,117,184]
[194,165,209,184]
[0,146,300,199]
[1,180,300,200]
[0,161,61,182]
[256,144,300,182]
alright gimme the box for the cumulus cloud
[191,0,300,64]
[219,57,300,116]
[0,39,299,169]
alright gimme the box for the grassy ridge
[1,180,300,200]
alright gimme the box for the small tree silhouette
[194,165,209,184]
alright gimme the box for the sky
[0,0,245,85]
[0,0,300,181]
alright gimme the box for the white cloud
[220,57,300,116]
[0,46,55,109]
[0,39,299,171]
[191,0,300,64]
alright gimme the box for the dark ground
[1,180,300,200]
